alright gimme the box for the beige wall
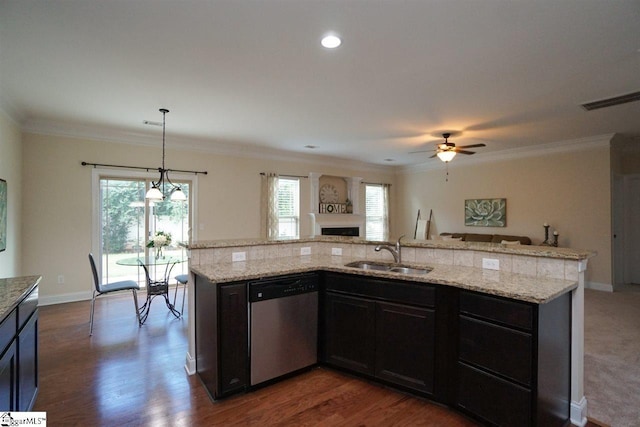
[0,110,22,277]
[21,132,395,300]
[395,143,611,286]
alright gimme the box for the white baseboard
[39,291,92,306]
[585,281,613,292]
[184,351,196,375]
[571,396,588,427]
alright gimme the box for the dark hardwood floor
[33,292,596,426]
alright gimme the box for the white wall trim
[23,119,393,175]
[585,281,613,292]
[397,134,613,175]
[39,290,92,306]
[184,352,196,375]
[571,396,588,427]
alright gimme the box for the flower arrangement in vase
[147,231,172,259]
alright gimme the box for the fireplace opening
[321,227,359,237]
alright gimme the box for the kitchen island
[185,237,594,426]
[1,275,41,411]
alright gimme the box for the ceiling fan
[411,133,486,162]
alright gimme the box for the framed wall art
[0,179,6,251]
[464,198,506,227]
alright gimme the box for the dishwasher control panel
[249,273,318,302]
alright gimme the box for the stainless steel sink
[345,261,432,275]
[388,266,432,275]
[344,261,392,271]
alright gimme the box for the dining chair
[175,274,188,315]
[88,253,141,335]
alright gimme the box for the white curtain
[382,184,390,241]
[260,173,279,239]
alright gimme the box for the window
[277,178,300,238]
[95,172,192,286]
[365,184,389,241]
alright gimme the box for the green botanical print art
[464,198,506,227]
[0,179,6,251]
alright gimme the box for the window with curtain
[365,184,389,241]
[277,178,300,238]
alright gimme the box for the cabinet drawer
[324,273,434,307]
[459,316,532,386]
[458,362,531,427]
[460,291,533,330]
[0,310,17,356]
[18,287,38,332]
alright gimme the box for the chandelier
[145,108,187,201]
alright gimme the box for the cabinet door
[376,302,435,393]
[18,312,38,411]
[323,292,375,375]
[219,283,248,396]
[0,341,17,411]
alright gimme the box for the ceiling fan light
[437,150,456,162]
[170,187,187,201]
[145,186,164,201]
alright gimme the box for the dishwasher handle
[249,274,318,302]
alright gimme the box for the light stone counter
[0,275,42,320]
[191,254,576,304]
[184,236,595,261]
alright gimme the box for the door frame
[91,167,199,281]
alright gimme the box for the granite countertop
[191,255,577,304]
[184,236,596,261]
[0,275,42,321]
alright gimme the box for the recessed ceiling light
[321,34,342,49]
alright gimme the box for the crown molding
[22,118,394,175]
[397,134,614,175]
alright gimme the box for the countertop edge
[0,275,42,322]
[191,260,576,305]
[182,237,596,261]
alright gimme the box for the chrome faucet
[375,235,405,263]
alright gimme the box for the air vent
[582,91,640,111]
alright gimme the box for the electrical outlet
[232,251,246,262]
[57,275,65,284]
[331,247,343,256]
[300,247,311,255]
[482,258,500,270]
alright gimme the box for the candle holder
[541,225,550,246]
[541,224,559,247]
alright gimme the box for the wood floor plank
[33,292,591,426]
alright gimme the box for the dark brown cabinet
[0,283,38,412]
[194,268,571,426]
[195,275,248,399]
[376,302,434,393]
[456,290,571,427]
[323,293,375,375]
[322,273,436,394]
[0,341,17,411]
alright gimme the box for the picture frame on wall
[464,198,506,227]
[0,179,6,251]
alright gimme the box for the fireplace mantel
[308,172,365,236]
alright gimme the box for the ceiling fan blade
[457,143,486,149]
[454,149,476,155]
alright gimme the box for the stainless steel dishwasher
[249,273,318,386]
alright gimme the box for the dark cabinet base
[196,271,571,427]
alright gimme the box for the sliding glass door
[99,177,190,286]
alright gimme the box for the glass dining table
[116,255,185,325]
